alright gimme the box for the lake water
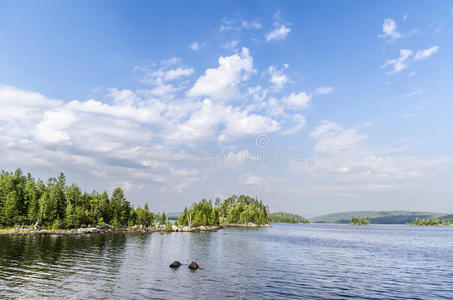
[1,224,453,299]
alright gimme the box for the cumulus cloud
[268,65,289,91]
[379,18,402,39]
[283,92,311,109]
[414,46,439,60]
[381,46,439,74]
[135,59,195,97]
[239,172,263,185]
[294,120,453,182]
[381,49,413,73]
[266,24,291,41]
[282,114,306,135]
[164,67,195,80]
[188,48,255,101]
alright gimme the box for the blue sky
[1,0,453,216]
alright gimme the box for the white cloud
[266,24,291,41]
[220,18,262,31]
[401,88,422,98]
[414,46,439,60]
[188,48,254,101]
[135,59,194,97]
[282,114,306,135]
[35,110,76,144]
[224,40,239,50]
[190,41,200,51]
[219,107,280,141]
[314,86,334,95]
[310,121,367,155]
[381,49,413,73]
[293,121,453,183]
[239,172,263,185]
[379,18,402,39]
[164,67,195,80]
[283,92,311,109]
[241,20,262,30]
[268,66,288,91]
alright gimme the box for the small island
[349,216,370,225]
[407,217,452,226]
[269,212,309,224]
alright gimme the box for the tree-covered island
[407,217,452,226]
[0,169,270,234]
[349,216,370,225]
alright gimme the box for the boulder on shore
[199,225,207,231]
[169,261,181,268]
[182,226,192,232]
[188,261,199,270]
[171,225,179,232]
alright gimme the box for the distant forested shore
[311,210,453,224]
[0,169,270,234]
[269,212,309,223]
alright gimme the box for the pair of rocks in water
[169,260,199,270]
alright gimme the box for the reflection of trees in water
[0,234,130,296]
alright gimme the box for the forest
[269,212,309,223]
[178,195,270,227]
[0,169,269,229]
[408,217,451,226]
[349,216,371,225]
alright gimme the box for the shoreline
[0,223,271,236]
[0,225,222,236]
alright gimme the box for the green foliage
[0,168,158,229]
[160,212,167,225]
[312,210,448,224]
[269,212,309,223]
[349,216,370,225]
[179,195,269,227]
[409,217,451,226]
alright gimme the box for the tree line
[0,169,158,229]
[349,216,370,225]
[178,195,270,227]
[0,169,270,229]
[269,212,309,223]
[408,217,451,226]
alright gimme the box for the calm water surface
[1,224,453,299]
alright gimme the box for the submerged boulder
[169,261,181,268]
[188,261,199,270]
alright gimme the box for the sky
[1,0,452,217]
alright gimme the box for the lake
[1,224,453,299]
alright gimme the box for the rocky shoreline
[0,222,272,236]
[0,225,223,236]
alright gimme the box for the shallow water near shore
[1,223,453,299]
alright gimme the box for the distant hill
[311,211,452,224]
[269,212,309,223]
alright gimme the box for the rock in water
[188,261,199,270]
[169,261,181,268]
